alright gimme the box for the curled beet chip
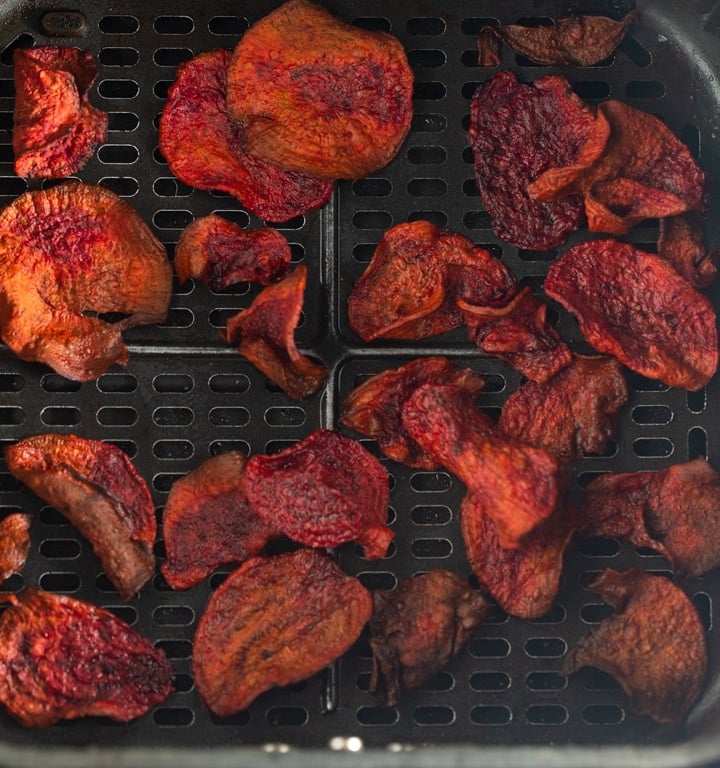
[5,434,156,601]
[226,0,413,179]
[159,49,333,223]
[0,589,172,727]
[12,46,108,179]
[401,384,558,548]
[340,356,486,470]
[161,452,279,590]
[658,213,718,289]
[174,214,291,290]
[193,548,372,716]
[0,513,31,583]
[0,182,172,381]
[544,239,718,391]
[369,569,490,706]
[499,354,628,464]
[564,569,707,725]
[244,429,393,559]
[223,266,328,400]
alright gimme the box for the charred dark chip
[0,589,172,727]
[222,266,328,400]
[499,354,628,464]
[401,384,558,548]
[348,220,517,342]
[0,513,31,583]
[581,458,720,578]
[563,569,707,725]
[5,434,156,601]
[369,569,490,706]
[0,182,172,382]
[226,0,414,179]
[544,239,718,391]
[467,71,602,249]
[244,429,393,559]
[159,49,334,223]
[161,452,279,590]
[339,356,486,470]
[193,548,372,716]
[658,213,718,289]
[174,214,291,290]
[12,46,108,179]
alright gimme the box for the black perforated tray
[0,0,720,766]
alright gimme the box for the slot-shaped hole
[689,427,708,460]
[153,708,194,727]
[41,406,81,426]
[526,705,568,725]
[153,209,193,229]
[97,373,137,393]
[407,210,447,227]
[572,81,611,100]
[108,112,139,132]
[209,440,250,456]
[410,538,452,558]
[154,177,194,197]
[0,178,27,196]
[411,505,452,525]
[632,437,674,457]
[470,637,510,658]
[209,407,250,427]
[99,177,138,196]
[407,17,446,35]
[357,571,397,590]
[39,572,80,592]
[352,17,391,32]
[525,638,567,658]
[407,178,447,197]
[470,672,510,691]
[155,639,192,659]
[352,178,392,197]
[408,49,446,68]
[410,472,452,492]
[99,15,139,34]
[153,474,183,493]
[583,705,625,725]
[153,48,194,67]
[99,47,139,66]
[103,605,138,624]
[153,440,194,460]
[96,406,138,427]
[153,373,194,393]
[39,539,81,559]
[208,16,249,35]
[0,374,24,392]
[208,374,251,394]
[98,80,139,99]
[413,705,455,726]
[153,407,194,427]
[356,706,399,726]
[463,211,492,229]
[97,144,139,164]
[407,145,447,164]
[412,113,446,132]
[414,81,447,100]
[353,211,392,230]
[0,407,24,426]
[42,374,81,393]
[526,672,566,691]
[267,707,308,727]
[154,16,194,34]
[631,405,672,425]
[264,407,306,427]
[470,706,512,725]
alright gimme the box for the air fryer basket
[0,0,719,765]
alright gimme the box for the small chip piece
[13,46,108,179]
[544,239,718,391]
[658,213,718,289]
[244,429,393,559]
[0,513,31,583]
[0,589,173,727]
[5,434,156,601]
[193,549,372,716]
[564,569,707,725]
[369,569,490,706]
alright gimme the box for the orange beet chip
[226,0,413,179]
[658,213,718,290]
[0,182,171,381]
[12,46,108,179]
[5,434,156,601]
[0,513,31,583]
[193,549,372,716]
[159,49,333,223]
[223,265,328,399]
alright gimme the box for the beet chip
[0,513,31,583]
[12,46,108,179]
[174,214,291,290]
[564,569,707,725]
[340,356,486,470]
[159,49,333,223]
[223,266,328,400]
[5,434,156,601]
[193,549,372,716]
[468,72,602,249]
[499,354,628,464]
[161,452,279,590]
[369,569,490,706]
[226,0,413,179]
[544,239,718,391]
[348,220,516,341]
[0,589,172,727]
[658,213,718,289]
[581,459,720,578]
[0,182,172,381]
[402,384,558,548]
[244,429,393,559]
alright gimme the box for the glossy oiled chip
[544,239,718,391]
[369,569,490,706]
[0,182,172,381]
[159,49,333,223]
[13,46,108,178]
[193,549,372,716]
[564,569,707,725]
[0,513,31,583]
[5,434,156,601]
[226,0,413,179]
[0,589,172,727]
[658,213,718,289]
[244,429,393,559]
[223,266,328,400]
[161,452,279,590]
[340,356,486,470]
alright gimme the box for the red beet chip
[340,356,487,470]
[401,384,558,548]
[244,429,393,559]
[0,513,31,583]
[467,71,601,249]
[657,213,718,289]
[161,452,279,590]
[12,46,108,179]
[159,49,333,223]
[564,569,707,725]
[5,434,156,601]
[193,549,372,716]
[544,239,718,391]
[0,589,172,727]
